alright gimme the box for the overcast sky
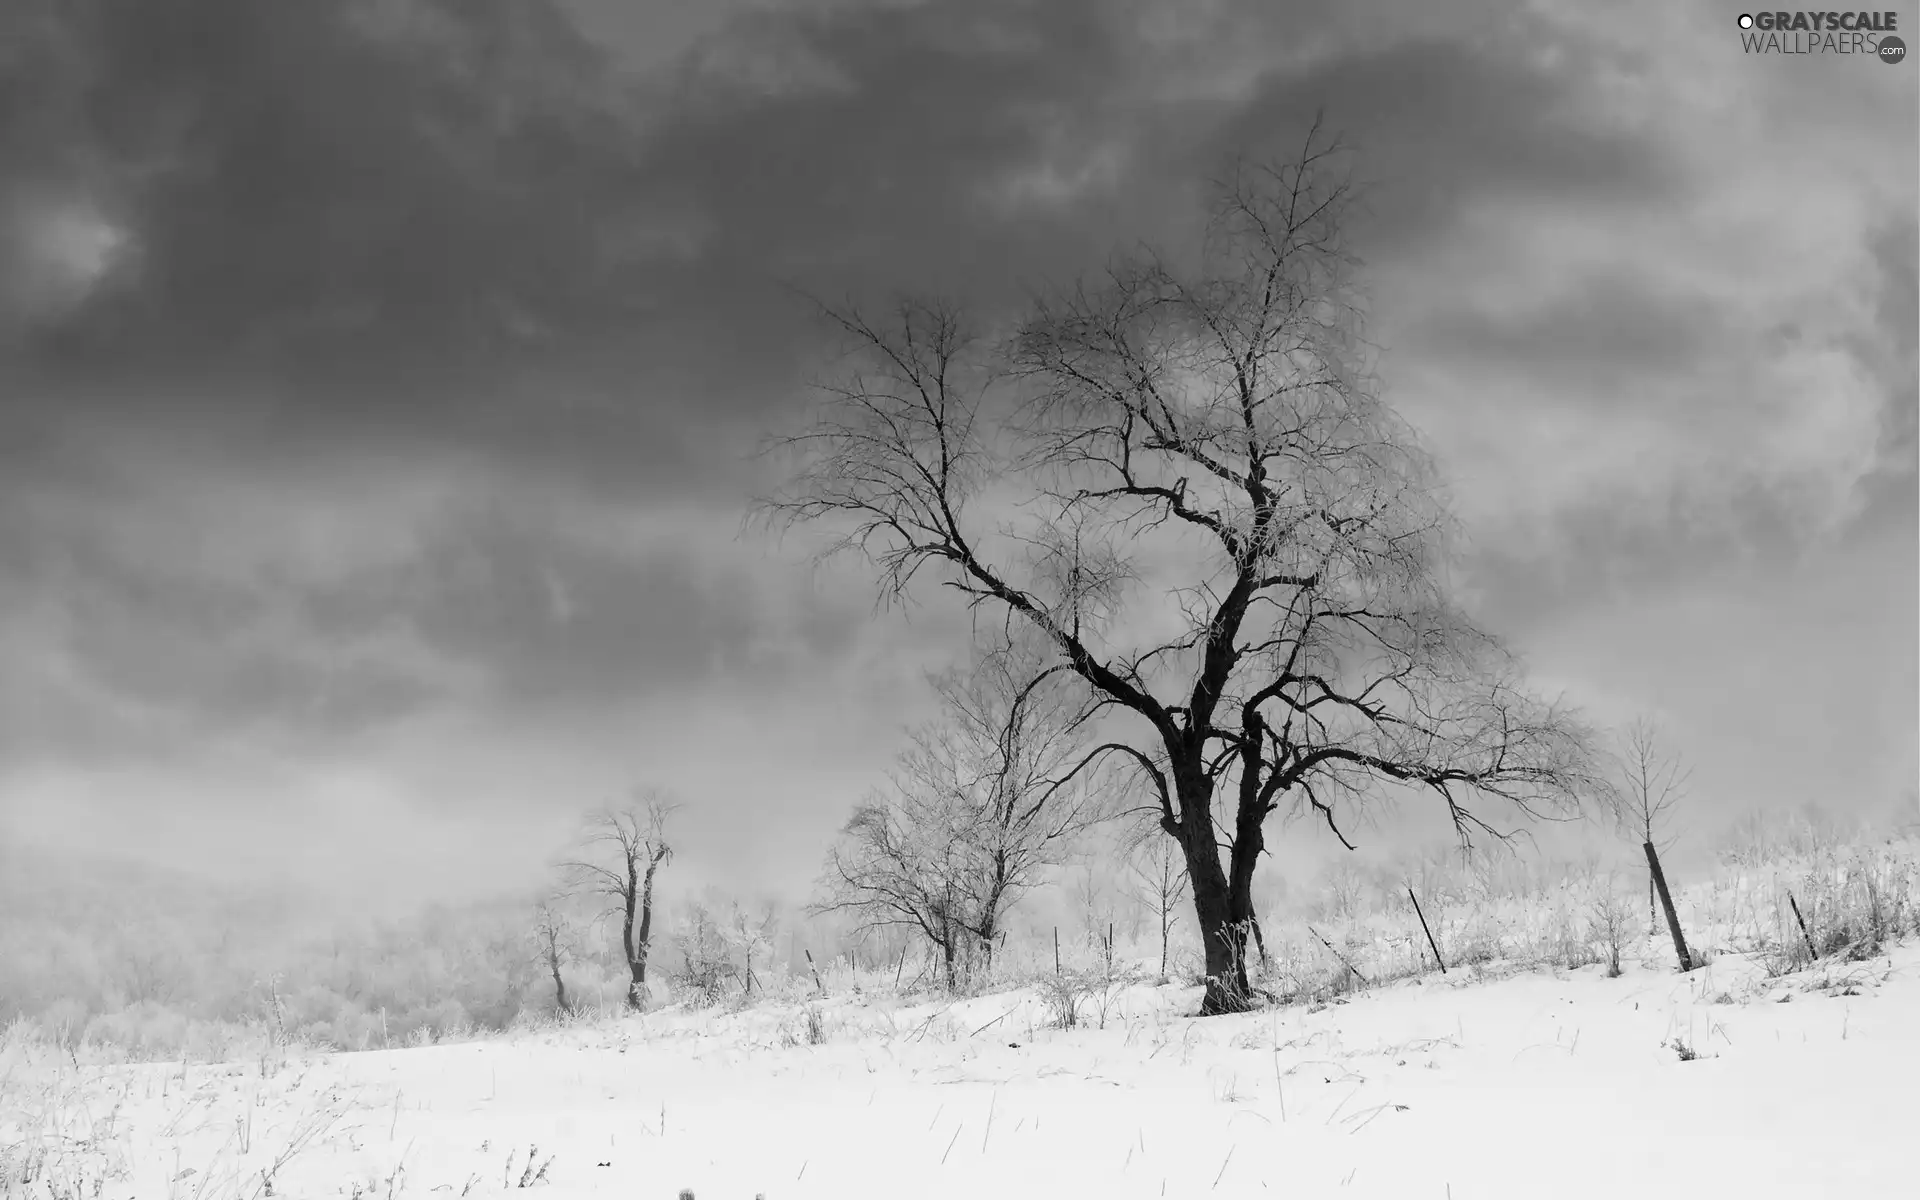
[0,0,1913,912]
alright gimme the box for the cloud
[0,0,749,508]
[0,444,887,766]
[1343,3,1919,623]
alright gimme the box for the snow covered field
[5,940,1915,1200]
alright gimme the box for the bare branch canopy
[757,116,1607,1014]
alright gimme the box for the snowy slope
[5,945,1914,1199]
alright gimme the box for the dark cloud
[9,0,639,365]
[0,0,1688,508]
[0,0,1206,509]
[1212,34,1679,260]
[0,483,875,753]
[633,0,1144,286]
[1860,213,1919,469]
[1407,269,1726,396]
[398,504,832,708]
[1457,478,1816,634]
[0,0,749,503]
[64,610,441,743]
[0,504,450,758]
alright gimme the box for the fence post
[1643,841,1693,972]
[1408,887,1446,974]
[1053,926,1061,976]
[1788,892,1819,961]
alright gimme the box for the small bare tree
[529,896,578,1016]
[758,116,1606,1014]
[560,792,675,1010]
[1615,717,1687,926]
[672,898,740,1006]
[1614,717,1693,971]
[816,635,1108,991]
[1124,825,1190,980]
[1070,858,1118,959]
[729,900,780,998]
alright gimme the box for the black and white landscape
[1,2,1915,1197]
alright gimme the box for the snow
[6,946,1916,1199]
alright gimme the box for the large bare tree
[759,118,1604,1014]
[559,792,675,1010]
[816,635,1107,990]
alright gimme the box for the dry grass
[0,1019,363,1200]
[4,817,1913,1198]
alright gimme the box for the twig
[1211,1146,1234,1189]
[1309,927,1370,987]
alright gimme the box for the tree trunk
[1158,900,1172,980]
[1228,799,1268,978]
[548,951,571,1015]
[1173,770,1251,1014]
[625,858,662,1012]
[1188,864,1248,1014]
[621,869,643,1011]
[624,940,646,1010]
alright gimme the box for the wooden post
[804,949,825,992]
[1408,887,1446,974]
[1053,927,1061,976]
[1643,841,1693,972]
[1788,892,1819,961]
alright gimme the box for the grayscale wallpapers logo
[1736,11,1906,61]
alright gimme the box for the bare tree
[1614,717,1688,925]
[671,897,741,1006]
[728,899,780,998]
[1124,825,1190,981]
[1070,856,1123,958]
[815,635,1107,990]
[758,117,1605,1014]
[559,793,675,1010]
[529,896,578,1016]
